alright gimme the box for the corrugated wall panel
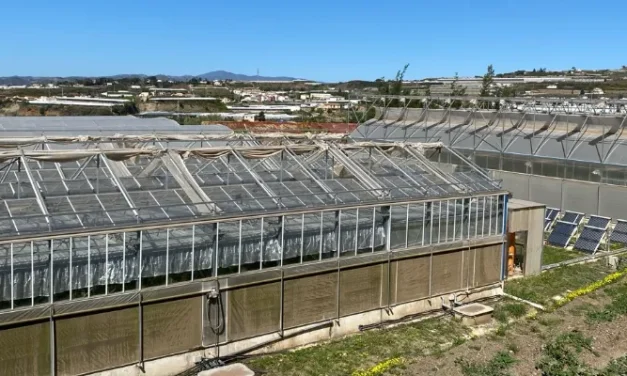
[474,244,503,286]
[283,272,338,329]
[228,282,280,341]
[392,256,430,304]
[598,184,627,220]
[562,180,599,215]
[339,264,385,316]
[56,308,139,376]
[496,171,530,200]
[529,175,562,209]
[461,249,475,290]
[0,322,50,376]
[430,251,463,295]
[143,297,202,360]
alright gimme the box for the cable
[207,280,225,335]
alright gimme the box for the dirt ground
[402,289,627,376]
[245,261,627,376]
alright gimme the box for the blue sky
[1,0,625,82]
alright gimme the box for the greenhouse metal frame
[0,127,505,312]
[351,95,627,185]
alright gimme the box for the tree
[450,73,466,109]
[450,72,466,96]
[390,63,409,96]
[377,64,410,106]
[480,64,495,97]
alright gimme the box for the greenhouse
[352,105,627,184]
[0,116,504,311]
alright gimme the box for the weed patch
[537,316,564,327]
[456,351,517,376]
[586,283,627,323]
[246,317,469,376]
[601,356,627,375]
[493,302,528,323]
[536,331,597,376]
[505,262,611,304]
[542,245,584,265]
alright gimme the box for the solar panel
[610,220,627,245]
[562,211,584,225]
[587,215,611,229]
[546,208,559,221]
[544,208,559,231]
[574,226,605,254]
[547,220,578,247]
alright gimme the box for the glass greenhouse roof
[0,133,500,239]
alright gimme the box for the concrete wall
[495,170,627,219]
[0,241,504,376]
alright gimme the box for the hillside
[0,71,301,86]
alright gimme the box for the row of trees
[375,64,514,108]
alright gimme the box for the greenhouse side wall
[0,194,507,375]
[0,241,504,376]
[494,170,627,219]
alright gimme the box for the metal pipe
[502,293,545,311]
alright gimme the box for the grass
[455,351,517,376]
[536,331,598,376]
[586,282,627,323]
[245,317,470,376]
[602,356,627,375]
[535,330,627,376]
[504,261,612,305]
[492,302,528,323]
[542,245,584,265]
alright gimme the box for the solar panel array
[547,221,578,247]
[544,208,559,231]
[610,220,627,245]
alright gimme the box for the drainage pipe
[502,292,545,311]
[542,247,627,271]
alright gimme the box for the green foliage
[601,356,627,375]
[455,351,517,376]
[450,72,467,108]
[505,342,519,354]
[450,72,467,96]
[480,64,495,97]
[348,107,377,123]
[536,331,597,376]
[493,302,528,323]
[377,64,410,107]
[504,261,611,305]
[586,283,627,323]
[537,316,564,327]
[542,245,584,265]
[247,317,469,376]
[173,115,223,125]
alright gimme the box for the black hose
[172,321,333,376]
[207,281,225,335]
[222,321,333,364]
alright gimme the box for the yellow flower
[551,268,627,310]
[352,357,405,376]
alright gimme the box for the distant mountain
[197,70,299,81]
[0,71,302,85]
